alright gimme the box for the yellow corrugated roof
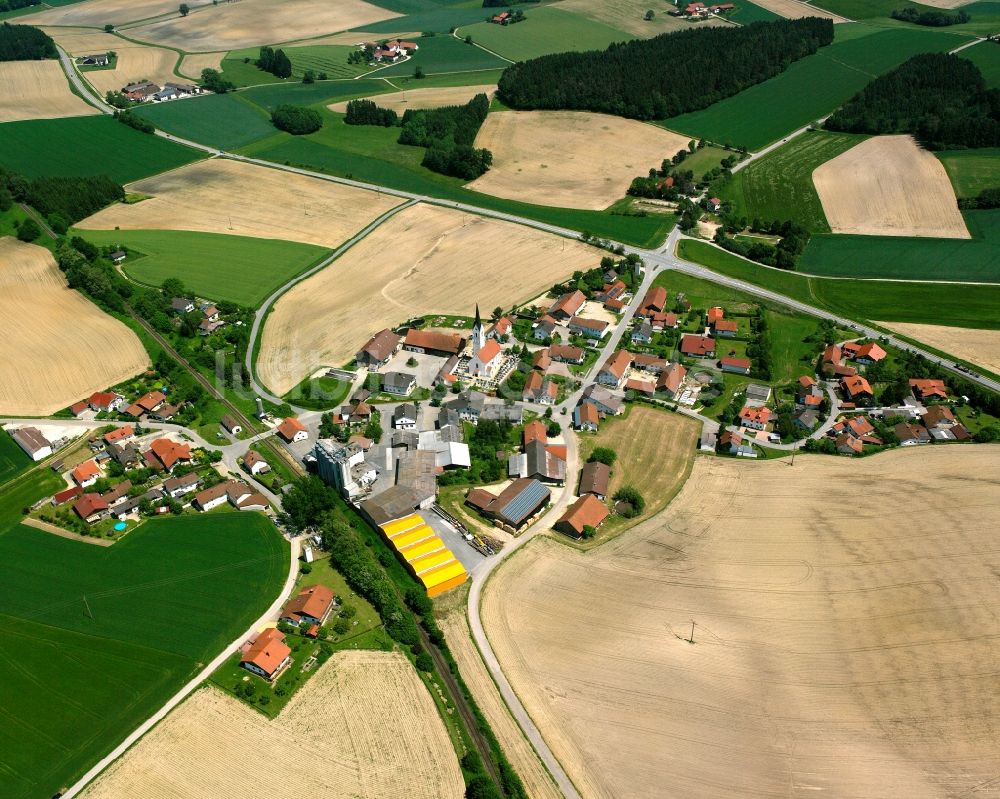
[420,559,467,589]
[390,525,435,550]
[381,514,424,538]
[409,549,456,574]
[398,536,446,560]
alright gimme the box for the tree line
[257,45,292,78]
[959,186,1000,210]
[0,0,41,13]
[0,22,57,61]
[345,98,398,127]
[495,17,834,120]
[1,167,125,235]
[825,53,1000,149]
[891,7,969,26]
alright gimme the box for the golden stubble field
[557,0,728,37]
[813,135,970,238]
[0,60,98,122]
[0,238,148,416]
[482,447,1000,798]
[257,203,600,395]
[749,0,849,22]
[126,0,398,51]
[329,84,497,115]
[876,320,1000,377]
[468,111,690,210]
[81,650,464,799]
[178,51,224,79]
[77,159,401,248]
[26,0,181,27]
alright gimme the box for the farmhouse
[739,406,771,430]
[597,280,627,304]
[510,439,567,484]
[11,426,52,461]
[445,390,487,422]
[579,461,610,500]
[281,584,335,626]
[574,401,600,431]
[146,438,192,471]
[656,362,687,397]
[77,53,110,66]
[909,378,947,400]
[72,459,101,487]
[392,403,418,430]
[631,322,654,345]
[548,290,586,321]
[404,329,465,357]
[73,493,109,523]
[598,350,632,389]
[277,417,308,443]
[240,628,292,681]
[638,286,667,315]
[707,307,724,326]
[469,478,551,531]
[680,334,716,358]
[122,81,159,101]
[568,316,609,339]
[383,371,417,396]
[89,391,125,413]
[356,328,401,368]
[555,494,609,539]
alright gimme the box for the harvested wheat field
[82,650,464,799]
[915,0,974,7]
[126,0,398,51]
[78,159,401,248]
[179,51,224,80]
[258,203,598,394]
[329,84,496,115]
[0,60,98,122]
[558,0,724,36]
[813,135,970,238]
[39,27,122,55]
[300,29,419,47]
[468,111,689,210]
[749,0,849,22]
[482,447,1000,799]
[84,45,179,94]
[876,320,1000,376]
[26,0,180,28]
[0,238,148,416]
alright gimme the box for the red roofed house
[625,377,656,395]
[70,400,89,417]
[469,338,503,380]
[281,584,335,626]
[649,311,679,330]
[598,350,631,389]
[909,378,947,401]
[489,317,513,339]
[836,433,863,455]
[104,426,134,445]
[89,391,124,413]
[356,328,401,368]
[555,494,610,539]
[532,348,552,372]
[548,290,586,321]
[714,319,738,338]
[853,342,887,365]
[72,459,101,487]
[685,1,708,17]
[840,375,873,403]
[706,197,722,212]
[147,438,192,471]
[739,405,771,431]
[821,344,842,370]
[597,280,627,303]
[53,485,82,506]
[605,297,625,313]
[523,419,547,446]
[550,344,585,364]
[132,391,165,415]
[638,286,668,316]
[74,493,108,523]
[680,334,715,358]
[240,627,292,681]
[574,401,600,431]
[656,362,687,398]
[277,417,308,443]
[567,316,609,339]
[707,306,724,326]
[522,371,557,405]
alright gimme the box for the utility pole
[688,620,695,644]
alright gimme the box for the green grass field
[221,45,371,87]
[375,34,509,76]
[362,5,504,34]
[728,1,782,24]
[0,430,31,485]
[459,7,633,62]
[0,116,202,182]
[0,471,289,799]
[678,238,1000,329]
[800,210,1000,283]
[718,130,866,231]
[959,39,1000,88]
[937,148,1000,199]
[75,228,331,306]
[134,92,276,150]
[665,25,966,150]
[240,77,391,111]
[806,0,933,18]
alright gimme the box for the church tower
[472,304,486,355]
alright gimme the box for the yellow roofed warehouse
[380,513,467,597]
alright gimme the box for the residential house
[532,348,552,372]
[706,196,722,212]
[240,628,291,681]
[199,319,224,336]
[383,371,417,396]
[597,280,627,303]
[680,334,716,358]
[151,403,181,421]
[896,421,931,445]
[605,297,625,313]
[548,290,586,321]
[714,319,738,338]
[840,375,874,403]
[845,341,887,364]
[122,80,159,101]
[146,438,192,471]
[638,286,667,316]
[632,353,668,373]
[281,584,335,626]
[403,329,465,357]
[12,427,52,461]
[568,316,609,339]
[533,317,558,341]
[244,450,270,476]
[108,442,140,468]
[171,297,195,313]
[236,492,269,512]
[70,400,89,417]
[445,391,487,423]
[126,390,166,417]
[821,343,842,373]
[356,328,401,368]
[194,480,251,512]
[631,321,654,345]
[794,409,819,430]
[739,406,771,430]
[522,371,557,405]
[103,425,134,446]
[100,479,132,508]
[53,485,83,506]
[200,304,220,322]
[718,430,756,458]
[707,306,724,326]
[220,415,242,435]
[598,350,631,389]
[648,311,679,330]
[573,401,600,431]
[625,377,655,395]
[579,461,610,500]
[797,375,824,407]
[909,378,947,401]
[88,391,125,413]
[923,405,957,431]
[555,494,609,539]
[164,472,200,498]
[153,86,179,101]
[656,362,687,398]
[277,417,308,443]
[550,344,585,364]
[745,384,772,406]
[719,356,750,375]
[835,433,863,455]
[72,459,101,487]
[109,250,127,264]
[435,355,460,387]
[582,384,624,416]
[73,493,108,523]
[392,403,418,430]
[488,317,513,339]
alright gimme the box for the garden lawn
[938,148,1000,199]
[134,92,276,150]
[374,34,509,76]
[0,482,288,799]
[677,238,1000,330]
[0,116,202,182]
[0,429,31,485]
[77,228,331,306]
[665,26,966,151]
[459,7,633,62]
[961,38,1000,88]
[800,210,1000,283]
[718,130,865,231]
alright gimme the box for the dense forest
[272,104,322,134]
[0,22,57,61]
[1,168,125,235]
[825,53,1000,148]
[890,7,969,26]
[496,17,833,120]
[0,0,42,13]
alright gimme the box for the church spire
[472,303,486,354]
[474,304,481,329]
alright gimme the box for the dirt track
[257,203,599,395]
[329,84,496,115]
[78,159,401,248]
[876,320,1000,377]
[81,651,464,799]
[813,135,970,239]
[0,61,98,122]
[482,447,1000,798]
[0,238,148,416]
[468,111,690,211]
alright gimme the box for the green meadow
[0,430,31,485]
[134,92,276,150]
[937,148,1000,198]
[961,39,1000,88]
[374,34,509,76]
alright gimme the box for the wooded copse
[271,104,323,134]
[0,22,57,61]
[496,17,833,120]
[1,168,125,233]
[345,98,398,127]
[890,7,969,26]
[825,53,1000,149]
[257,45,292,78]
[0,0,42,13]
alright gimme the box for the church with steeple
[468,304,503,379]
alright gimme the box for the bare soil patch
[0,238,148,416]
[813,134,970,238]
[82,650,463,799]
[126,0,398,51]
[876,320,1000,376]
[258,203,599,394]
[84,45,180,95]
[0,60,98,122]
[329,84,496,115]
[483,447,1000,799]
[468,111,690,211]
[752,0,849,22]
[77,159,401,248]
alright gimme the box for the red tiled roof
[475,339,502,364]
[601,350,632,380]
[656,362,686,393]
[841,375,873,398]
[148,438,191,469]
[639,286,667,313]
[908,378,947,399]
[53,485,83,505]
[282,584,335,622]
[707,306,724,324]
[739,406,771,426]
[70,400,89,415]
[404,329,464,354]
[822,344,842,364]
[135,391,165,411]
[549,290,586,318]
[577,401,599,426]
[242,628,290,677]
[625,378,655,394]
[89,391,118,409]
[74,492,108,519]
[104,426,133,444]
[680,334,715,356]
[277,417,307,441]
[557,494,609,537]
[719,357,751,370]
[523,419,547,446]
[714,319,738,333]
[72,459,100,484]
[798,375,815,388]
[855,342,887,362]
